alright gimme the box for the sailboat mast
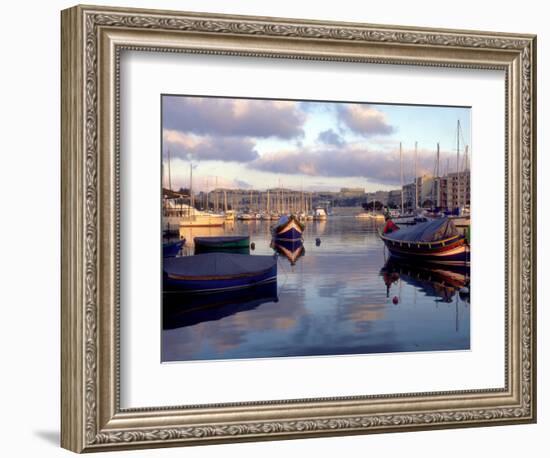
[167,149,172,191]
[215,177,218,212]
[456,120,461,210]
[205,177,209,210]
[436,142,440,208]
[414,141,418,210]
[464,144,469,207]
[399,142,404,214]
[189,162,194,208]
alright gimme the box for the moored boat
[313,207,328,220]
[272,214,304,242]
[224,210,237,221]
[355,212,371,219]
[174,203,225,227]
[194,235,250,254]
[379,218,469,266]
[237,212,255,221]
[355,212,385,220]
[162,239,185,257]
[163,253,277,293]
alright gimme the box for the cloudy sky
[162,95,471,193]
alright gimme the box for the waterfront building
[438,171,470,210]
[402,175,437,209]
[387,190,403,209]
[339,187,365,197]
[365,190,390,206]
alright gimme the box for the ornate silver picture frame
[61,4,536,453]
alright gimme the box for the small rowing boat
[272,214,304,242]
[163,253,277,293]
[379,217,469,266]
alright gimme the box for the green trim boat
[194,236,250,254]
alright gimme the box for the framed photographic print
[61,4,537,453]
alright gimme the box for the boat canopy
[384,218,460,242]
[164,253,276,278]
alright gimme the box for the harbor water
[162,216,470,362]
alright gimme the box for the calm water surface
[162,217,470,362]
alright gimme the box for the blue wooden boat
[194,235,250,254]
[162,239,185,257]
[163,253,277,293]
[379,218,469,266]
[163,281,278,329]
[272,214,304,242]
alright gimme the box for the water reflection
[271,239,305,265]
[162,217,470,362]
[381,259,470,304]
[163,281,278,329]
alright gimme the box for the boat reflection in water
[163,217,470,362]
[381,258,470,304]
[163,281,278,329]
[271,239,305,265]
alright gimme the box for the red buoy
[392,296,399,305]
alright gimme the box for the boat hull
[272,215,304,242]
[381,235,469,266]
[163,253,277,293]
[179,215,225,227]
[194,236,250,254]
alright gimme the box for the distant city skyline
[162,95,471,193]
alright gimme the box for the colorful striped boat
[379,218,469,266]
[163,253,277,293]
[272,214,304,242]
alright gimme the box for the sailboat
[178,165,225,227]
[386,142,416,225]
[447,120,471,227]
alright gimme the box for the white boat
[355,212,371,219]
[224,210,237,221]
[313,207,328,220]
[237,213,255,221]
[173,203,225,227]
[355,212,385,220]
